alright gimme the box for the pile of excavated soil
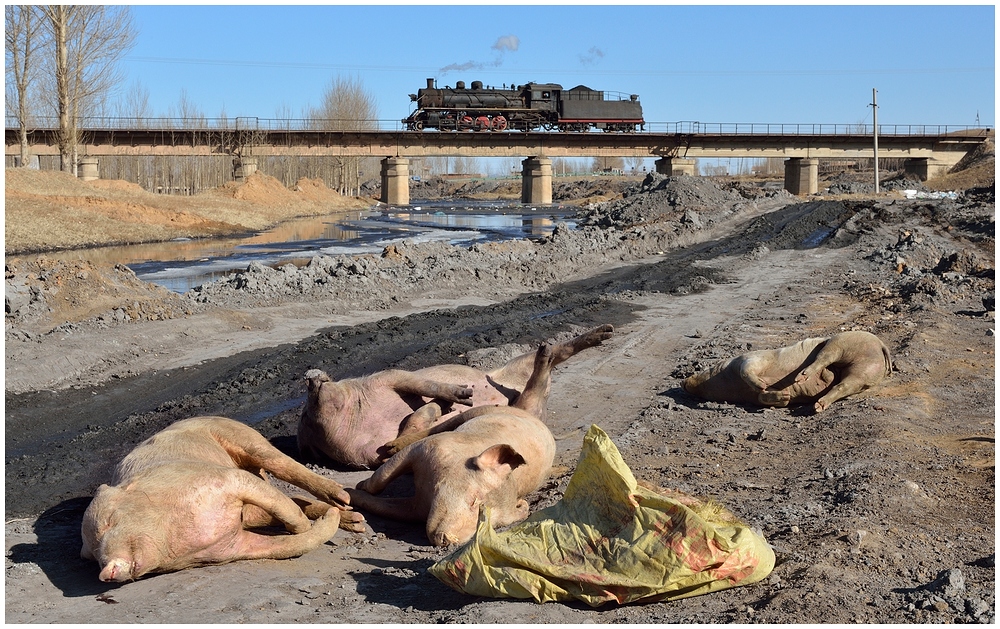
[4,169,370,255]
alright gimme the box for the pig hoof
[453,386,474,401]
[338,509,366,533]
[758,390,790,406]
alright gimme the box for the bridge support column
[521,156,552,204]
[234,158,258,182]
[784,158,818,195]
[654,157,696,176]
[78,156,99,181]
[380,157,410,205]
[903,157,951,181]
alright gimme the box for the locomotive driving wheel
[491,115,508,132]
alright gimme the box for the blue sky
[121,4,994,128]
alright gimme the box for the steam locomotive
[402,78,644,132]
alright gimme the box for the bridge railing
[5,115,990,137]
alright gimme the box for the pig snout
[99,557,136,582]
[426,496,481,547]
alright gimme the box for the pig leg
[210,421,365,532]
[758,368,835,406]
[488,325,613,390]
[812,374,873,413]
[737,355,774,391]
[795,341,844,385]
[224,508,342,563]
[234,471,330,534]
[355,444,418,495]
[397,402,442,436]
[209,419,353,509]
[384,371,475,404]
[549,324,614,364]
[342,492,426,523]
[381,405,498,458]
[510,343,555,417]
[242,496,333,528]
[347,447,427,521]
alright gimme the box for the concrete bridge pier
[784,157,819,195]
[234,158,258,182]
[904,157,952,181]
[654,157,697,176]
[78,156,99,181]
[380,157,410,205]
[521,156,552,204]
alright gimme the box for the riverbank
[3,168,373,255]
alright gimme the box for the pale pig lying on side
[682,330,892,413]
[298,324,613,469]
[347,342,562,547]
[81,416,365,582]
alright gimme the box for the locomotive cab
[522,83,561,115]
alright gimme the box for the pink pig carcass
[682,330,892,413]
[298,324,613,469]
[347,341,561,546]
[81,416,365,582]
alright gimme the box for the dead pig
[81,416,365,582]
[346,342,559,546]
[682,330,892,413]
[298,324,613,469]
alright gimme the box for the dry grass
[4,169,372,255]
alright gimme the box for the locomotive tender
[403,78,644,132]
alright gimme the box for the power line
[127,56,993,78]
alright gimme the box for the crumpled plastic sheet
[429,425,775,607]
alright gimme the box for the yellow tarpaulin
[429,425,775,607]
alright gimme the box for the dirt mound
[213,171,299,205]
[4,167,93,197]
[576,173,792,229]
[292,177,345,202]
[5,257,194,340]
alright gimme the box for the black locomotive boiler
[402,78,644,132]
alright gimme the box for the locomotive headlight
[409,94,418,101]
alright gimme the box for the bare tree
[41,5,136,173]
[590,156,624,173]
[115,78,151,127]
[310,75,379,195]
[5,5,44,166]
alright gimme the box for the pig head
[298,324,612,470]
[81,416,364,582]
[345,343,559,546]
[682,330,892,413]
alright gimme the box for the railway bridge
[6,120,991,204]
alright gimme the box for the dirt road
[4,170,995,623]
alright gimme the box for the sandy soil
[4,154,995,623]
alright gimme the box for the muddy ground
[4,156,996,623]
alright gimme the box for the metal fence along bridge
[6,116,992,202]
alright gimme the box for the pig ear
[473,444,526,477]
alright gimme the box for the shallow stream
[34,200,578,294]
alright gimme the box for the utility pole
[871,88,879,193]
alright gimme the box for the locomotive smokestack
[426,78,435,89]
